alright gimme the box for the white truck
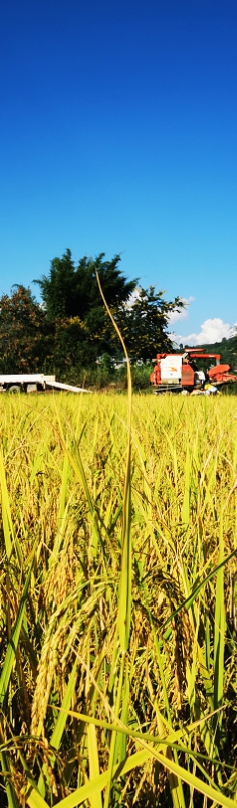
[0,374,89,393]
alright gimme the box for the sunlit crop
[0,391,237,807]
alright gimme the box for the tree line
[0,249,184,382]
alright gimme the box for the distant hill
[182,335,237,373]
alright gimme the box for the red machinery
[150,348,237,393]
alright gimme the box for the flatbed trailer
[0,374,89,393]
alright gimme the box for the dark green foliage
[114,362,154,390]
[117,286,185,362]
[0,251,187,382]
[35,249,139,366]
[200,336,237,373]
[36,248,137,321]
[0,285,54,373]
[36,251,185,366]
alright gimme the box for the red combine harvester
[150,348,237,394]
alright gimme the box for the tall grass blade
[214,510,225,726]
[26,789,50,808]
[27,741,237,808]
[0,749,19,808]
[53,410,102,556]
[181,443,191,528]
[96,272,132,806]
[0,445,22,562]
[0,556,34,706]
[149,612,186,808]
[37,658,78,797]
[85,646,102,808]
[96,272,132,651]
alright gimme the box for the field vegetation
[0,390,237,807]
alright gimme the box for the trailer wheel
[8,385,21,393]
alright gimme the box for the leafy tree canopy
[0,285,53,373]
[199,335,237,374]
[117,286,185,361]
[36,249,137,323]
[0,255,185,381]
[36,250,185,363]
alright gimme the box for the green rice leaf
[0,557,34,706]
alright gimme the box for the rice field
[0,390,237,807]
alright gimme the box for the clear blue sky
[1,0,237,344]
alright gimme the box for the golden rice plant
[0,390,237,807]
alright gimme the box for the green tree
[117,286,185,361]
[36,249,137,319]
[53,316,95,376]
[36,250,138,363]
[199,334,237,374]
[36,250,185,372]
[0,285,53,373]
